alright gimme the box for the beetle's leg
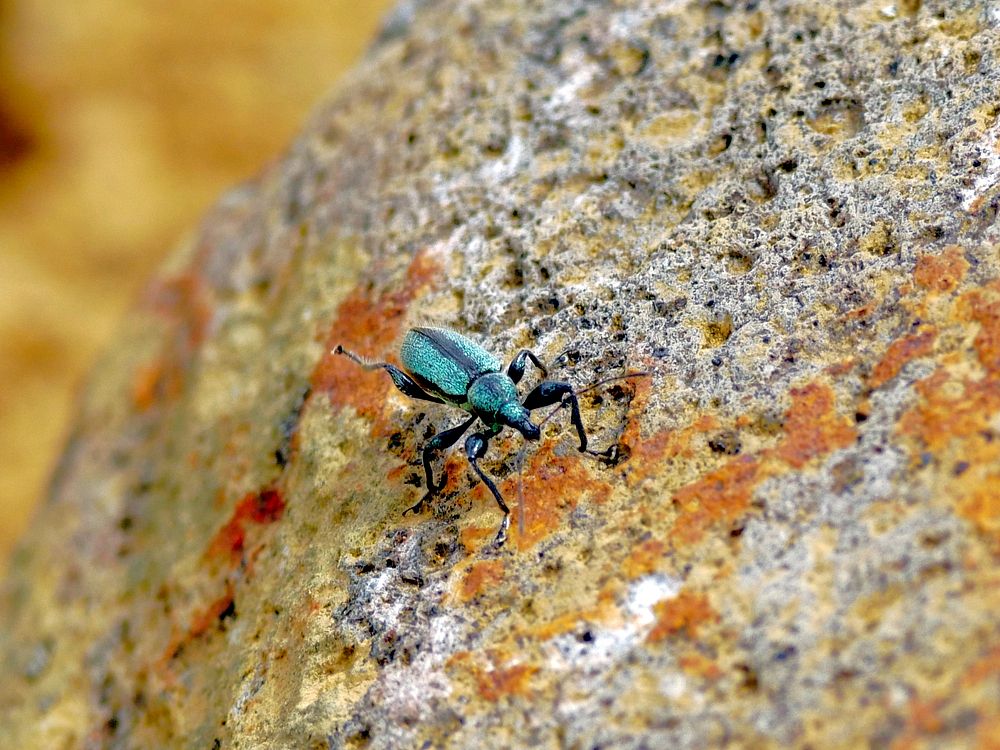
[522,380,618,461]
[507,349,548,385]
[522,380,590,451]
[334,345,444,404]
[465,429,510,546]
[404,414,478,515]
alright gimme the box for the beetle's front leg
[522,380,617,461]
[404,414,478,516]
[507,349,548,385]
[464,428,510,546]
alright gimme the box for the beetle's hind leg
[465,429,510,546]
[334,345,444,404]
[522,380,618,461]
[404,414,478,516]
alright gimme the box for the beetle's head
[499,402,540,441]
[468,373,540,440]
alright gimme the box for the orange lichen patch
[459,560,505,601]
[130,272,215,410]
[529,590,623,641]
[913,246,969,293]
[647,590,718,641]
[622,539,667,578]
[888,698,948,750]
[976,714,1000,750]
[825,359,856,377]
[669,455,760,546]
[665,380,855,549]
[459,525,494,555]
[908,698,945,734]
[868,328,937,389]
[957,479,1000,549]
[678,651,723,680]
[899,370,1000,452]
[962,645,1000,687]
[962,287,1000,374]
[310,249,441,433]
[206,487,286,563]
[474,662,537,701]
[143,271,214,352]
[628,414,719,472]
[775,382,856,468]
[505,442,613,550]
[448,651,538,702]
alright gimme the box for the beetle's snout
[499,402,539,441]
[517,419,541,441]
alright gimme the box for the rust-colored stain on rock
[311,249,441,431]
[132,271,216,409]
[647,590,718,641]
[775,382,856,469]
[505,441,614,549]
[459,560,505,601]
[868,327,937,389]
[913,246,970,293]
[669,455,761,547]
[474,662,537,702]
[206,487,286,563]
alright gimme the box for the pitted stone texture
[3,1,1000,748]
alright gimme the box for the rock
[2,1,1000,747]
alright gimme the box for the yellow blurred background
[0,0,395,567]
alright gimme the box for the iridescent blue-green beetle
[335,327,613,545]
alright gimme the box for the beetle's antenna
[332,344,384,371]
[536,371,651,431]
[575,370,651,396]
[516,444,528,538]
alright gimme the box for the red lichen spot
[869,327,937,389]
[206,487,286,562]
[647,591,718,641]
[459,560,505,601]
[310,250,441,434]
[913,246,969,293]
[775,382,856,468]
[670,455,760,546]
[188,583,235,639]
[844,301,876,321]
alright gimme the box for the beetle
[334,327,618,545]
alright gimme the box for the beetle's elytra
[335,326,615,546]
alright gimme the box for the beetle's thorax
[467,372,539,439]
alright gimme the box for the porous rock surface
[3,1,1000,747]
